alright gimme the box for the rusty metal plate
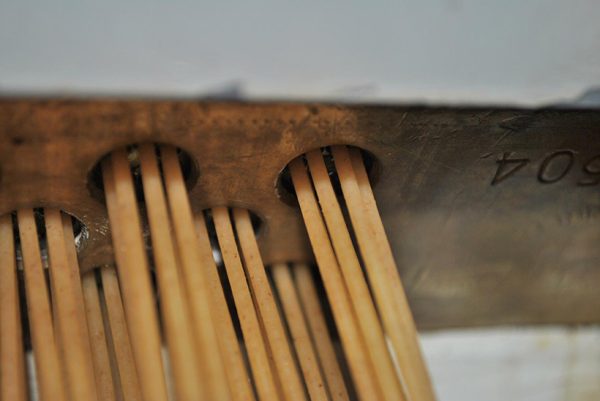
[0,99,598,330]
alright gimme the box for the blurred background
[1,1,599,400]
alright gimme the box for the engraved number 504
[491,151,600,186]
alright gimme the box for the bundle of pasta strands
[1,143,434,401]
[102,144,347,401]
[81,265,142,401]
[270,263,351,401]
[289,145,437,401]
[206,207,307,401]
[0,209,97,401]
[205,208,355,401]
[101,144,231,401]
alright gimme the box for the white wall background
[1,1,599,106]
[3,2,600,400]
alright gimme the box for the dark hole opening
[276,146,379,207]
[87,143,199,204]
[11,208,88,264]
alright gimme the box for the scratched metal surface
[0,99,598,329]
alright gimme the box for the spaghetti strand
[293,264,350,401]
[82,270,117,401]
[161,146,231,401]
[233,208,308,401]
[45,208,98,401]
[333,145,436,401]
[194,213,256,401]
[289,159,381,401]
[17,209,67,401]
[139,143,204,401]
[306,150,405,401]
[272,263,329,401]
[0,214,27,401]
[213,206,280,401]
[104,153,169,401]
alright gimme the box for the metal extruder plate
[0,99,598,329]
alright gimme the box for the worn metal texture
[0,99,598,329]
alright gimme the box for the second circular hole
[276,146,379,207]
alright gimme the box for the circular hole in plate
[275,145,379,207]
[87,143,199,204]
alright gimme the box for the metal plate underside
[0,99,599,330]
